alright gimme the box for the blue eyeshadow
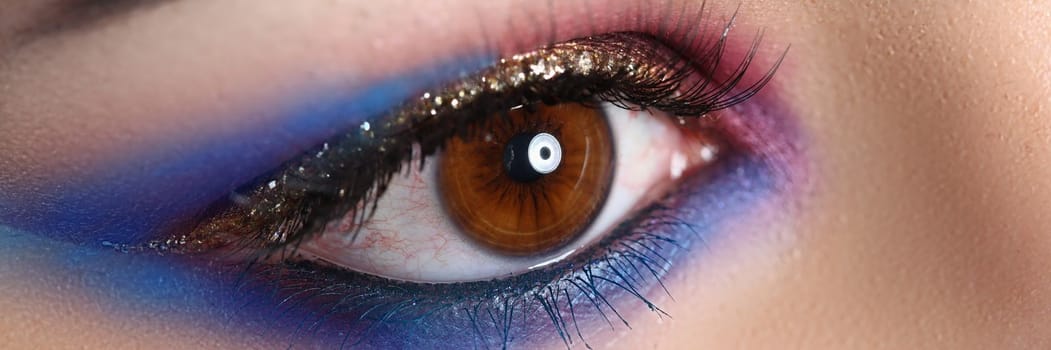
[0,56,491,246]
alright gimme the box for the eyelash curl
[146,12,785,350]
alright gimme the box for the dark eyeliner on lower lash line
[153,26,781,348]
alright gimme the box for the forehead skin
[1,0,1050,349]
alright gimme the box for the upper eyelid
[9,0,746,69]
[0,0,772,246]
[16,0,171,42]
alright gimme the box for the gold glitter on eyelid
[396,40,666,137]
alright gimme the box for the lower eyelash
[223,150,775,349]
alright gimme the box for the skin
[2,0,1050,349]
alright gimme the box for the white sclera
[298,102,717,283]
[527,132,562,174]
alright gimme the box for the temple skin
[2,0,1051,349]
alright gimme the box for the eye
[152,29,782,348]
[177,32,750,277]
[297,101,719,282]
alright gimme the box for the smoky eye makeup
[1,3,801,349]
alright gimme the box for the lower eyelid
[235,156,787,350]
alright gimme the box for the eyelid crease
[15,0,172,45]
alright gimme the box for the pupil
[540,147,551,160]
[503,133,542,182]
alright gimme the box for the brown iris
[438,102,614,255]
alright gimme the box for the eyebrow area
[20,0,172,40]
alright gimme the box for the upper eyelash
[163,29,781,262]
